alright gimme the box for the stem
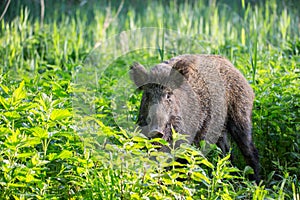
[0,0,11,21]
[40,0,45,26]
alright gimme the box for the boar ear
[130,62,148,88]
[169,59,192,87]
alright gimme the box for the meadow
[0,0,299,199]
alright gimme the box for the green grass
[0,0,299,199]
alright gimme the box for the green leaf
[16,152,35,158]
[57,150,73,159]
[31,153,49,166]
[5,128,21,145]
[3,111,21,119]
[8,183,26,188]
[0,83,9,94]
[35,93,49,111]
[77,167,85,174]
[31,127,48,139]
[12,80,26,104]
[50,109,72,121]
[19,137,41,147]
[131,143,146,149]
[198,158,215,169]
[243,166,254,176]
[132,136,147,142]
[0,127,10,136]
[16,102,39,111]
[48,153,57,161]
[191,171,211,184]
[0,96,9,110]
[26,174,35,183]
[217,153,231,167]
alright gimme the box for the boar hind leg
[217,130,235,162]
[227,116,260,183]
[217,130,230,154]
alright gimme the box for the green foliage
[0,0,299,199]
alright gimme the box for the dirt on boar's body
[130,54,260,182]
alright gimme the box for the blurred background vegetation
[2,0,300,22]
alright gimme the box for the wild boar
[130,54,260,182]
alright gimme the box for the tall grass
[0,0,299,199]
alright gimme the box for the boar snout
[145,103,168,138]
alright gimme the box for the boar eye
[165,91,173,100]
[146,115,151,124]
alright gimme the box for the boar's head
[130,61,200,147]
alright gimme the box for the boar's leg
[227,116,260,183]
[216,130,230,154]
[216,130,235,162]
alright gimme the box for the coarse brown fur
[130,54,260,182]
